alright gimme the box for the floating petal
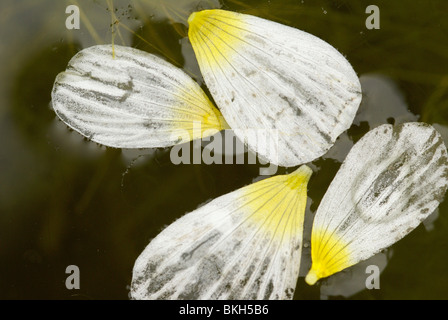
[51,45,227,148]
[188,9,362,167]
[306,122,448,285]
[131,165,312,299]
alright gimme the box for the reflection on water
[135,0,221,23]
[48,117,106,160]
[323,73,420,163]
[320,251,389,299]
[356,74,419,129]
[433,124,448,147]
[1,0,448,299]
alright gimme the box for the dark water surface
[1,0,448,299]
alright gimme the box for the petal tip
[187,12,198,25]
[305,269,319,286]
[188,10,214,27]
[286,165,313,190]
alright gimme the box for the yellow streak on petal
[171,81,229,140]
[188,9,247,67]
[305,228,353,285]
[242,165,312,240]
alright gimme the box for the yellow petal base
[306,229,353,285]
[243,165,312,240]
[188,9,247,67]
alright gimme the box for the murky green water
[1,0,448,299]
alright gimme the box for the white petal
[131,165,312,300]
[306,122,448,285]
[188,9,362,167]
[51,45,227,148]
